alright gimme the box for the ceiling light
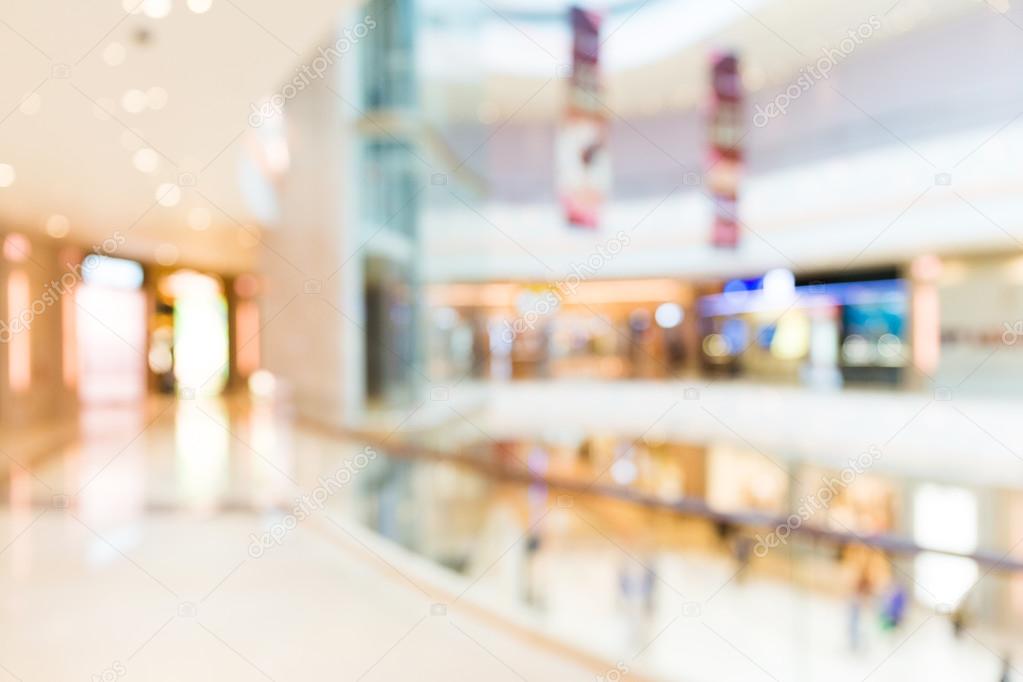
[142,0,172,19]
[132,148,160,174]
[654,303,684,329]
[3,234,31,262]
[187,0,213,13]
[46,215,71,239]
[121,89,147,114]
[155,183,181,207]
[0,164,15,188]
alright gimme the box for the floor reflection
[0,396,1019,682]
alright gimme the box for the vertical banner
[557,6,610,229]
[707,52,743,248]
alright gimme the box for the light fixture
[142,0,172,19]
[132,148,160,174]
[0,164,14,188]
[46,215,71,239]
[3,233,31,262]
[654,302,684,329]
[121,89,147,114]
[762,268,796,304]
[155,183,181,207]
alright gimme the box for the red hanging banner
[707,52,743,248]
[557,6,610,229]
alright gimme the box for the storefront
[426,279,696,381]
[698,269,908,388]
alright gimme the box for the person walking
[849,568,872,651]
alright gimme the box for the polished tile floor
[0,397,1019,681]
[0,399,598,682]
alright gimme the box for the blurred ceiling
[422,0,978,122]
[0,0,351,273]
[0,0,983,274]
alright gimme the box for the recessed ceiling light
[0,164,15,188]
[121,89,147,114]
[103,42,126,66]
[187,0,213,13]
[3,234,31,262]
[122,0,144,14]
[132,148,160,174]
[46,215,71,239]
[142,0,172,19]
[155,183,181,207]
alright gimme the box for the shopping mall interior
[2,0,1023,679]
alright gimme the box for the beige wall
[258,39,365,429]
[0,232,78,426]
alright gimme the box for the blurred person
[617,557,658,646]
[879,579,908,631]
[849,566,872,651]
[640,555,657,617]
[732,534,754,582]
[522,529,543,607]
[627,309,650,377]
[470,317,490,378]
[665,327,686,374]
[951,600,969,639]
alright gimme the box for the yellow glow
[770,313,810,360]
[428,279,685,308]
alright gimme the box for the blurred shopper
[732,535,754,582]
[951,600,969,639]
[617,557,658,646]
[849,568,872,651]
[522,530,543,606]
[879,580,908,631]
